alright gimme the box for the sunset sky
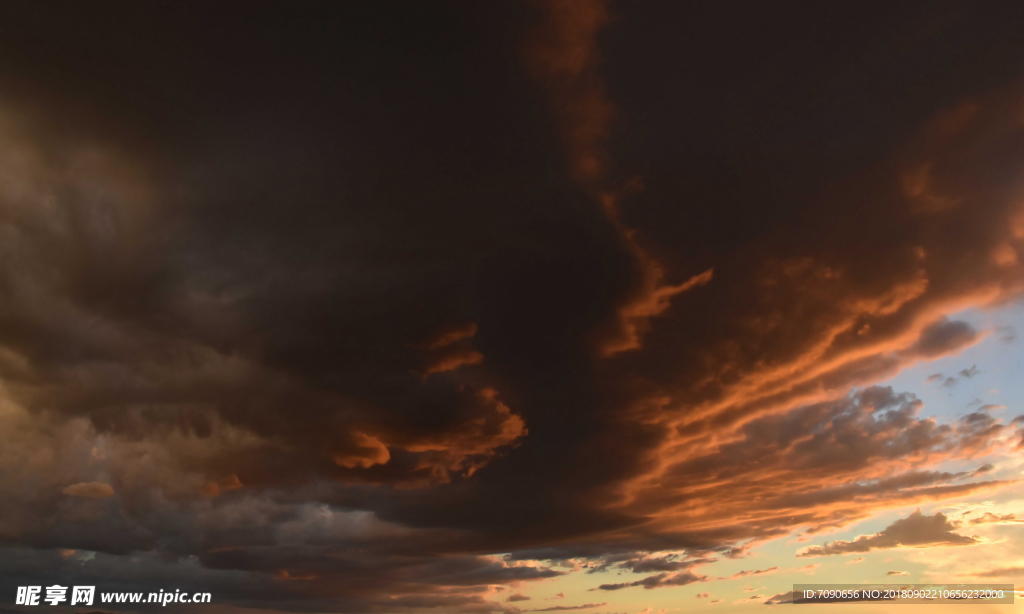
[2,1,1024,613]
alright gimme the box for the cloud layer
[1,1,1024,611]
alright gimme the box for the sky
[1,1,1024,613]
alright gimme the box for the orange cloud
[61,482,114,498]
[525,0,713,357]
[200,474,244,498]
[395,387,527,480]
[274,569,318,581]
[328,387,526,483]
[421,348,485,378]
[416,321,485,378]
[598,265,714,357]
[335,431,391,469]
[420,322,479,350]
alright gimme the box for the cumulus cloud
[799,509,979,557]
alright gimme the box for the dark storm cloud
[0,2,609,609]
[1,0,1024,612]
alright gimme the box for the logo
[15,586,95,606]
